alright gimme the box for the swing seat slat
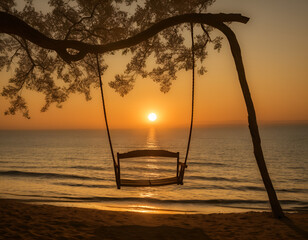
[120,176,178,187]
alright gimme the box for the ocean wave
[66,197,270,205]
[187,185,264,192]
[277,188,308,193]
[0,160,10,163]
[54,182,113,189]
[290,178,308,183]
[188,184,308,193]
[7,193,307,207]
[187,175,244,182]
[188,161,226,167]
[63,157,93,161]
[0,170,104,181]
[226,185,306,193]
[69,165,106,171]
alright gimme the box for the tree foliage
[0,0,223,118]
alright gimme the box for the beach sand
[0,199,307,240]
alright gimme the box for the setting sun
[148,113,157,122]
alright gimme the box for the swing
[97,24,196,189]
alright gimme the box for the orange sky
[0,0,307,130]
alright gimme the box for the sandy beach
[0,199,307,240]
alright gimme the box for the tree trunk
[215,23,284,218]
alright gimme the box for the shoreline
[1,199,307,239]
[0,196,274,215]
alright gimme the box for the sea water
[0,125,307,214]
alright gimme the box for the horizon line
[1,121,307,131]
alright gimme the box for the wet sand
[0,199,307,239]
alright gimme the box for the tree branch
[64,1,100,40]
[0,12,249,63]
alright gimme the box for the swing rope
[184,23,195,166]
[96,54,118,181]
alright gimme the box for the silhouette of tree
[1,0,222,117]
[0,0,284,218]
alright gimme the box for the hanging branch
[0,12,249,63]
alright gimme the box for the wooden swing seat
[120,176,178,187]
[114,150,187,189]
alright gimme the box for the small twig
[9,46,21,64]
[200,24,211,41]
[64,1,100,40]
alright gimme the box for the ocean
[0,125,307,214]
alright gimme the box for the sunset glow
[0,1,307,230]
[148,113,157,122]
[0,1,307,130]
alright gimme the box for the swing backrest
[118,149,179,159]
[117,150,179,174]
[116,150,180,179]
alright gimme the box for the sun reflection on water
[127,205,159,213]
[146,127,158,149]
[139,191,155,198]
